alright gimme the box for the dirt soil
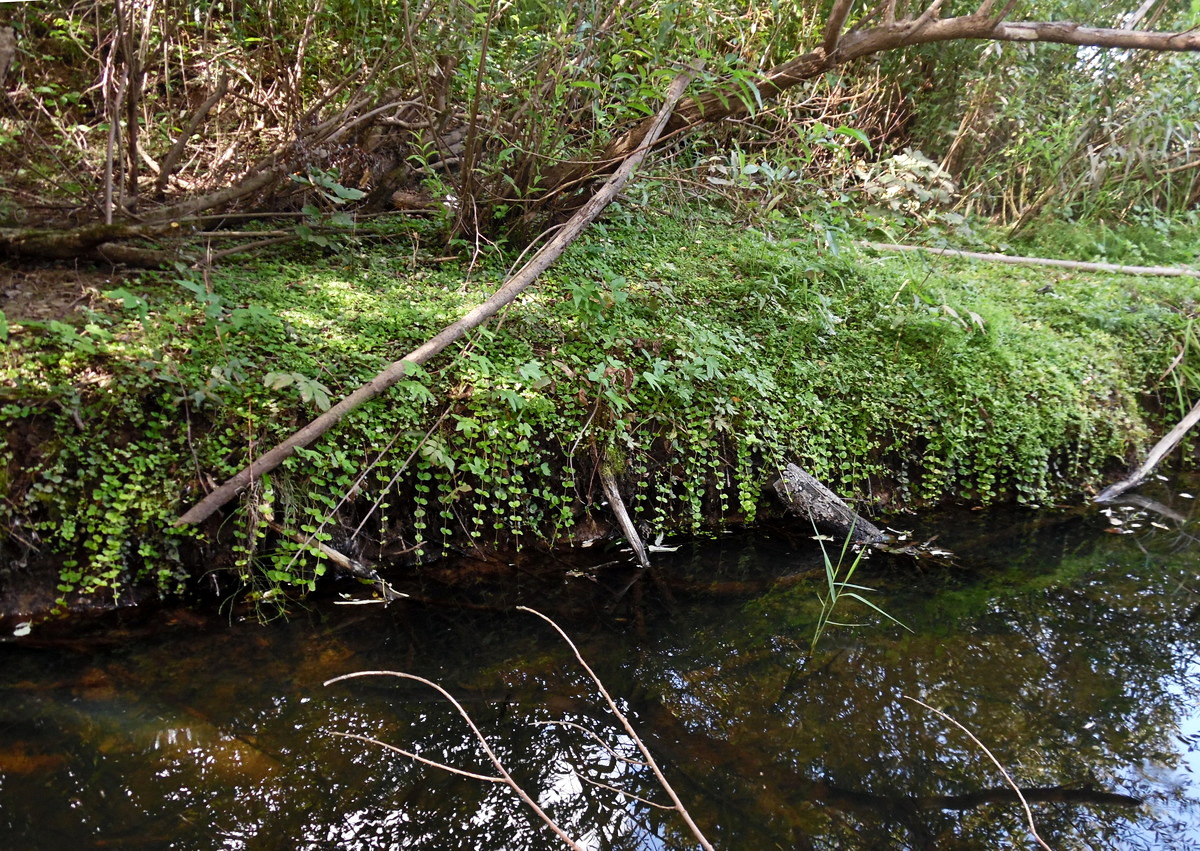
[0,262,127,323]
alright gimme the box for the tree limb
[156,74,229,195]
[535,14,1200,210]
[823,0,857,57]
[1094,398,1200,503]
[174,63,701,526]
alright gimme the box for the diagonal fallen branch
[1094,397,1200,503]
[176,63,700,526]
[865,241,1200,279]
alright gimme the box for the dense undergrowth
[2,205,1198,610]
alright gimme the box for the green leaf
[834,125,873,154]
[264,371,295,390]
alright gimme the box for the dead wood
[773,462,885,544]
[599,466,650,568]
[0,221,185,262]
[156,74,229,196]
[533,8,1200,215]
[1094,398,1200,502]
[266,521,405,601]
[175,63,701,526]
[865,241,1200,278]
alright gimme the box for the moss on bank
[2,207,1197,610]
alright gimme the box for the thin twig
[518,607,716,851]
[326,671,586,851]
[530,720,651,767]
[904,696,1053,851]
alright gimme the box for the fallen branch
[905,696,1052,851]
[156,74,229,195]
[518,606,715,851]
[599,465,650,568]
[266,521,405,602]
[773,462,885,544]
[0,221,184,262]
[864,241,1200,278]
[326,670,586,851]
[1094,398,1200,502]
[326,607,714,850]
[175,63,701,526]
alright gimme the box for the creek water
[3,484,1200,850]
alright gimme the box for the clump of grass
[810,524,910,652]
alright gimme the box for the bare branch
[905,696,1053,851]
[156,74,228,195]
[599,466,649,568]
[531,720,651,767]
[330,732,503,783]
[903,0,946,36]
[537,13,1200,208]
[326,670,587,851]
[823,0,857,56]
[518,606,716,851]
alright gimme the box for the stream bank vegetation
[1,0,1200,615]
[3,207,1197,613]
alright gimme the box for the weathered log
[599,466,649,568]
[0,221,183,262]
[772,463,884,544]
[1095,398,1200,502]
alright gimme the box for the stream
[3,482,1200,849]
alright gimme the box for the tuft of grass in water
[811,523,911,652]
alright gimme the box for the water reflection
[2,491,1200,848]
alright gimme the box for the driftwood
[773,463,884,545]
[1095,398,1200,502]
[865,242,1200,279]
[175,64,700,526]
[599,466,649,568]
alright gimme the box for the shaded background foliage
[2,0,1195,238]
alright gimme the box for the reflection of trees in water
[621,519,1200,849]
[4,513,1200,849]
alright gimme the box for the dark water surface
[4,487,1200,849]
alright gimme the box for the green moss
[2,209,1196,607]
